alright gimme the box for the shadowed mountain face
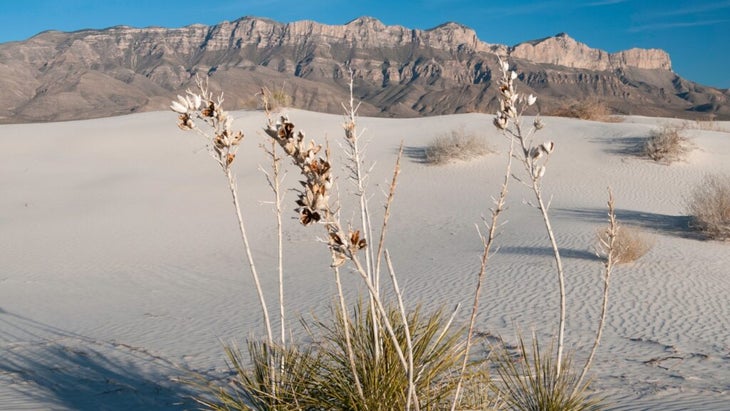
[0,16,727,123]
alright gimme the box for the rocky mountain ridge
[0,16,727,123]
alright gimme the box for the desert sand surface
[1,109,729,410]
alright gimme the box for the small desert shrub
[550,99,618,122]
[260,85,292,112]
[597,225,653,264]
[424,129,491,164]
[643,124,692,163]
[687,174,730,240]
[492,335,601,411]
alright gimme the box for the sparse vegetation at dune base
[687,174,730,241]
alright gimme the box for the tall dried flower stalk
[451,131,515,410]
[575,188,618,393]
[259,89,288,347]
[262,110,420,409]
[341,71,382,363]
[339,73,418,409]
[171,78,274,347]
[493,57,567,375]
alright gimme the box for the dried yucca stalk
[171,78,274,347]
[493,57,567,374]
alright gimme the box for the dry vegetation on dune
[548,99,622,123]
[597,225,653,264]
[643,124,693,164]
[687,174,730,240]
[424,129,492,165]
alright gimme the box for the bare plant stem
[226,169,274,347]
[511,116,567,376]
[385,250,418,411]
[374,143,403,291]
[269,140,286,347]
[574,188,617,393]
[451,137,514,411]
[343,71,380,361]
[334,266,366,403]
[532,185,567,376]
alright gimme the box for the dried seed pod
[493,114,508,130]
[201,101,215,117]
[331,252,347,268]
[329,232,344,246]
[530,147,543,159]
[171,100,188,114]
[299,208,321,226]
[541,141,555,154]
[534,165,546,178]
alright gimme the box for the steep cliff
[510,32,671,71]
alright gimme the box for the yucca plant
[309,302,490,411]
[492,335,601,411]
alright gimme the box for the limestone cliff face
[510,33,672,71]
[0,16,725,123]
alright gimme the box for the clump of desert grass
[424,128,491,165]
[597,225,653,264]
[687,173,730,240]
[193,341,321,410]
[259,84,292,112]
[492,335,601,411]
[643,124,693,163]
[549,99,621,122]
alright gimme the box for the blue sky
[0,0,728,88]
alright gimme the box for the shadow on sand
[593,135,648,157]
[499,246,599,261]
[402,145,429,163]
[556,208,701,240]
[0,309,198,410]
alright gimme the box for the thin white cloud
[628,18,730,32]
[653,0,730,17]
[445,0,628,17]
[585,0,629,6]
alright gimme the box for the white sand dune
[1,109,729,410]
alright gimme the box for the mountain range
[1,16,728,123]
